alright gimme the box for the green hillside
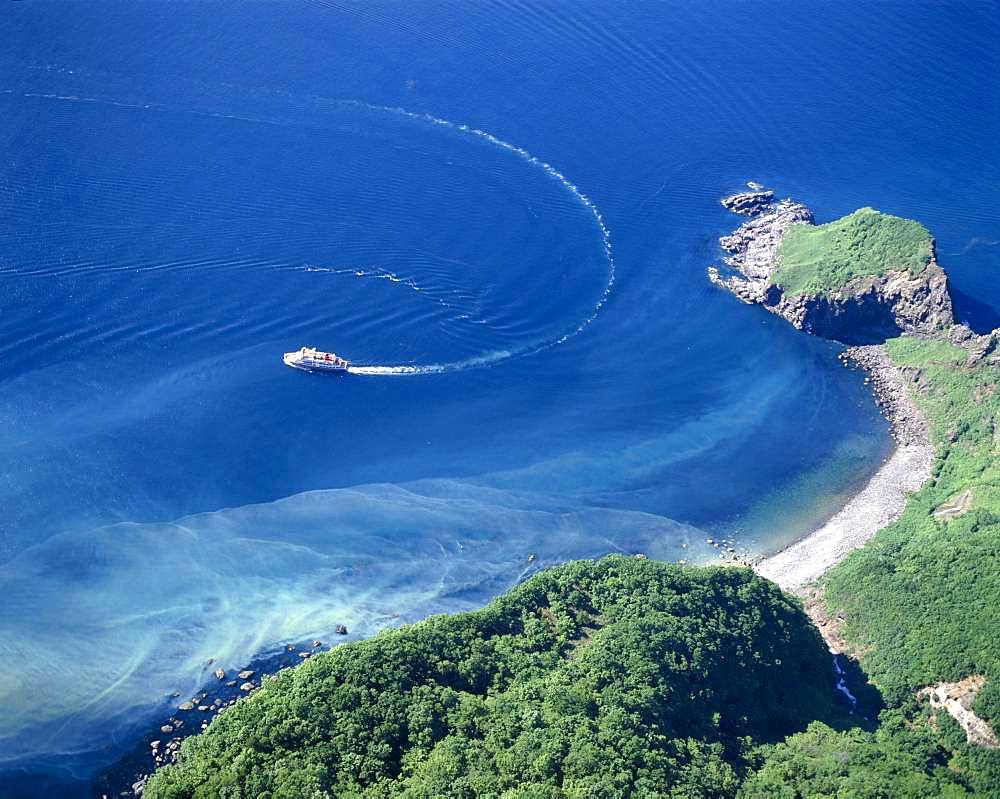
[771,208,932,296]
[819,337,1000,765]
[823,336,1000,703]
[734,332,1000,798]
[143,333,1000,799]
[145,558,841,799]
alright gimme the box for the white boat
[283,346,350,373]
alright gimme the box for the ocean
[1,1,998,794]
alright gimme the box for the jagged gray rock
[709,197,814,304]
[761,260,954,344]
[720,190,774,215]
[949,324,999,364]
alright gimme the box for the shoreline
[94,634,350,797]
[102,350,933,797]
[756,344,934,595]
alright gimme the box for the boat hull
[283,351,350,373]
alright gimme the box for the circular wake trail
[3,89,616,376]
[339,101,617,376]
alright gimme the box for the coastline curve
[756,345,934,595]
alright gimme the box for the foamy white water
[332,100,617,375]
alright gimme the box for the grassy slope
[823,335,1000,697]
[815,333,1000,791]
[146,558,841,799]
[770,208,932,296]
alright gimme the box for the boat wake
[328,101,616,376]
[347,350,512,376]
[3,86,617,377]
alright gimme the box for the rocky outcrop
[720,190,774,215]
[762,261,954,345]
[709,198,814,304]
[709,189,955,344]
[949,323,1000,365]
[920,676,999,748]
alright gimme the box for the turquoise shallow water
[1,1,998,793]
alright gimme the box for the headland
[708,186,956,595]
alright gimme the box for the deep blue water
[1,1,998,794]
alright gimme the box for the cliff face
[708,190,954,345]
[763,261,953,345]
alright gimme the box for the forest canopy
[145,557,842,799]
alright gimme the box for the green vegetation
[823,336,1000,703]
[144,332,1000,798]
[810,333,1000,793]
[739,716,974,798]
[770,208,932,296]
[722,330,1000,798]
[146,557,843,799]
